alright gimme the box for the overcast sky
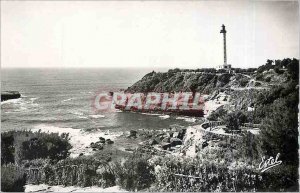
[1,0,299,69]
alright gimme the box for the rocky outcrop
[126,71,234,94]
[1,91,21,102]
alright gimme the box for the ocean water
[1,68,201,151]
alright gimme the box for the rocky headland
[1,91,21,102]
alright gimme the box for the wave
[1,98,22,105]
[22,117,89,124]
[89,114,105,118]
[141,113,161,116]
[1,97,40,113]
[69,110,84,116]
[159,115,170,119]
[62,98,75,103]
[176,116,196,123]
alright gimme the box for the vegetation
[1,130,72,192]
[1,130,71,165]
[113,153,155,191]
[1,164,27,192]
[151,156,298,192]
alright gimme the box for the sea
[1,68,201,153]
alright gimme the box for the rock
[202,141,209,148]
[128,130,137,138]
[150,139,159,145]
[161,143,171,150]
[1,91,21,102]
[161,137,170,143]
[99,137,106,143]
[90,142,104,150]
[170,138,182,146]
[155,133,165,138]
[79,153,84,156]
[106,139,114,144]
[172,132,179,138]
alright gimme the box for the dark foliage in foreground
[1,130,72,165]
[152,156,298,192]
[1,164,27,192]
[113,153,155,191]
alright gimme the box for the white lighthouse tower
[217,24,231,71]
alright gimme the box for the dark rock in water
[106,139,114,144]
[99,137,106,143]
[128,130,137,138]
[161,143,171,150]
[1,91,21,102]
[170,138,182,146]
[79,153,84,156]
[90,142,104,150]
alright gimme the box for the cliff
[126,70,252,94]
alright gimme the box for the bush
[151,156,298,192]
[1,130,72,165]
[1,164,26,192]
[113,153,155,191]
[22,156,114,187]
[240,78,249,87]
[1,133,15,164]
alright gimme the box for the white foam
[159,115,170,119]
[62,98,75,103]
[30,97,38,102]
[89,114,105,118]
[32,124,121,157]
[78,116,88,119]
[176,117,196,123]
[1,98,22,105]
[141,113,161,116]
[70,111,84,116]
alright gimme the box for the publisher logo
[92,92,205,113]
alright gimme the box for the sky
[1,0,299,69]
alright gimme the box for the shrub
[151,156,298,192]
[113,153,155,191]
[1,133,15,164]
[240,78,249,87]
[1,130,72,165]
[1,164,26,192]
[22,156,114,187]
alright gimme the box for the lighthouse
[217,24,231,71]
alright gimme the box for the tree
[223,111,247,133]
[258,98,298,165]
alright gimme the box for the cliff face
[126,71,250,94]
